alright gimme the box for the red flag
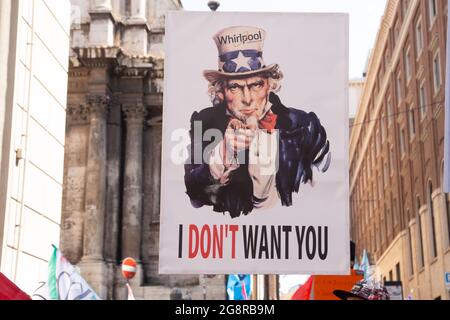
[0,272,31,300]
[290,276,313,300]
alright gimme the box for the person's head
[203,26,283,119]
[208,70,282,121]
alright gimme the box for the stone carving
[87,94,110,118]
[67,104,90,125]
[122,103,147,123]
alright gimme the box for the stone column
[104,95,122,299]
[79,94,109,298]
[89,0,114,46]
[91,0,112,11]
[142,118,165,284]
[130,0,146,22]
[121,103,146,267]
[60,104,90,264]
[123,0,148,55]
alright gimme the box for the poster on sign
[159,11,349,274]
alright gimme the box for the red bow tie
[258,112,278,133]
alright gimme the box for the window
[372,145,375,168]
[384,162,389,185]
[433,51,441,93]
[416,20,424,55]
[417,197,425,268]
[393,19,400,44]
[384,48,390,70]
[393,198,398,227]
[396,262,401,282]
[381,207,386,243]
[396,76,403,104]
[378,218,382,248]
[387,206,393,235]
[125,0,131,15]
[445,194,450,248]
[389,270,393,281]
[387,99,393,126]
[390,148,395,174]
[419,83,427,118]
[428,182,438,258]
[378,175,383,198]
[402,0,410,17]
[428,0,437,25]
[405,48,411,82]
[408,224,415,276]
[376,130,381,155]
[400,128,406,156]
[408,105,416,137]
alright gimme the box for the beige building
[0,0,71,294]
[349,79,365,132]
[350,0,450,300]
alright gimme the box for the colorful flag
[360,249,370,279]
[227,274,252,300]
[444,2,450,192]
[32,245,100,300]
[0,272,31,300]
[290,276,313,300]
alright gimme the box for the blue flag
[360,249,370,279]
[353,256,360,271]
[227,274,252,300]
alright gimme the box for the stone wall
[62,0,225,300]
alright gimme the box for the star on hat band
[219,50,263,73]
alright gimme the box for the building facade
[61,0,225,299]
[0,0,71,294]
[350,0,450,300]
[251,275,279,300]
[349,79,365,132]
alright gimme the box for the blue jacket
[184,92,331,218]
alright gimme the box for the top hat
[203,26,278,82]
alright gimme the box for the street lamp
[207,1,220,11]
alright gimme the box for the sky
[181,0,388,79]
[180,0,387,296]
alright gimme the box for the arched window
[428,182,438,258]
[407,211,414,276]
[440,161,450,248]
[445,193,450,248]
[416,196,425,268]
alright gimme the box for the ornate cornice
[122,103,147,124]
[67,104,90,125]
[72,47,122,69]
[121,68,149,77]
[149,69,163,80]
